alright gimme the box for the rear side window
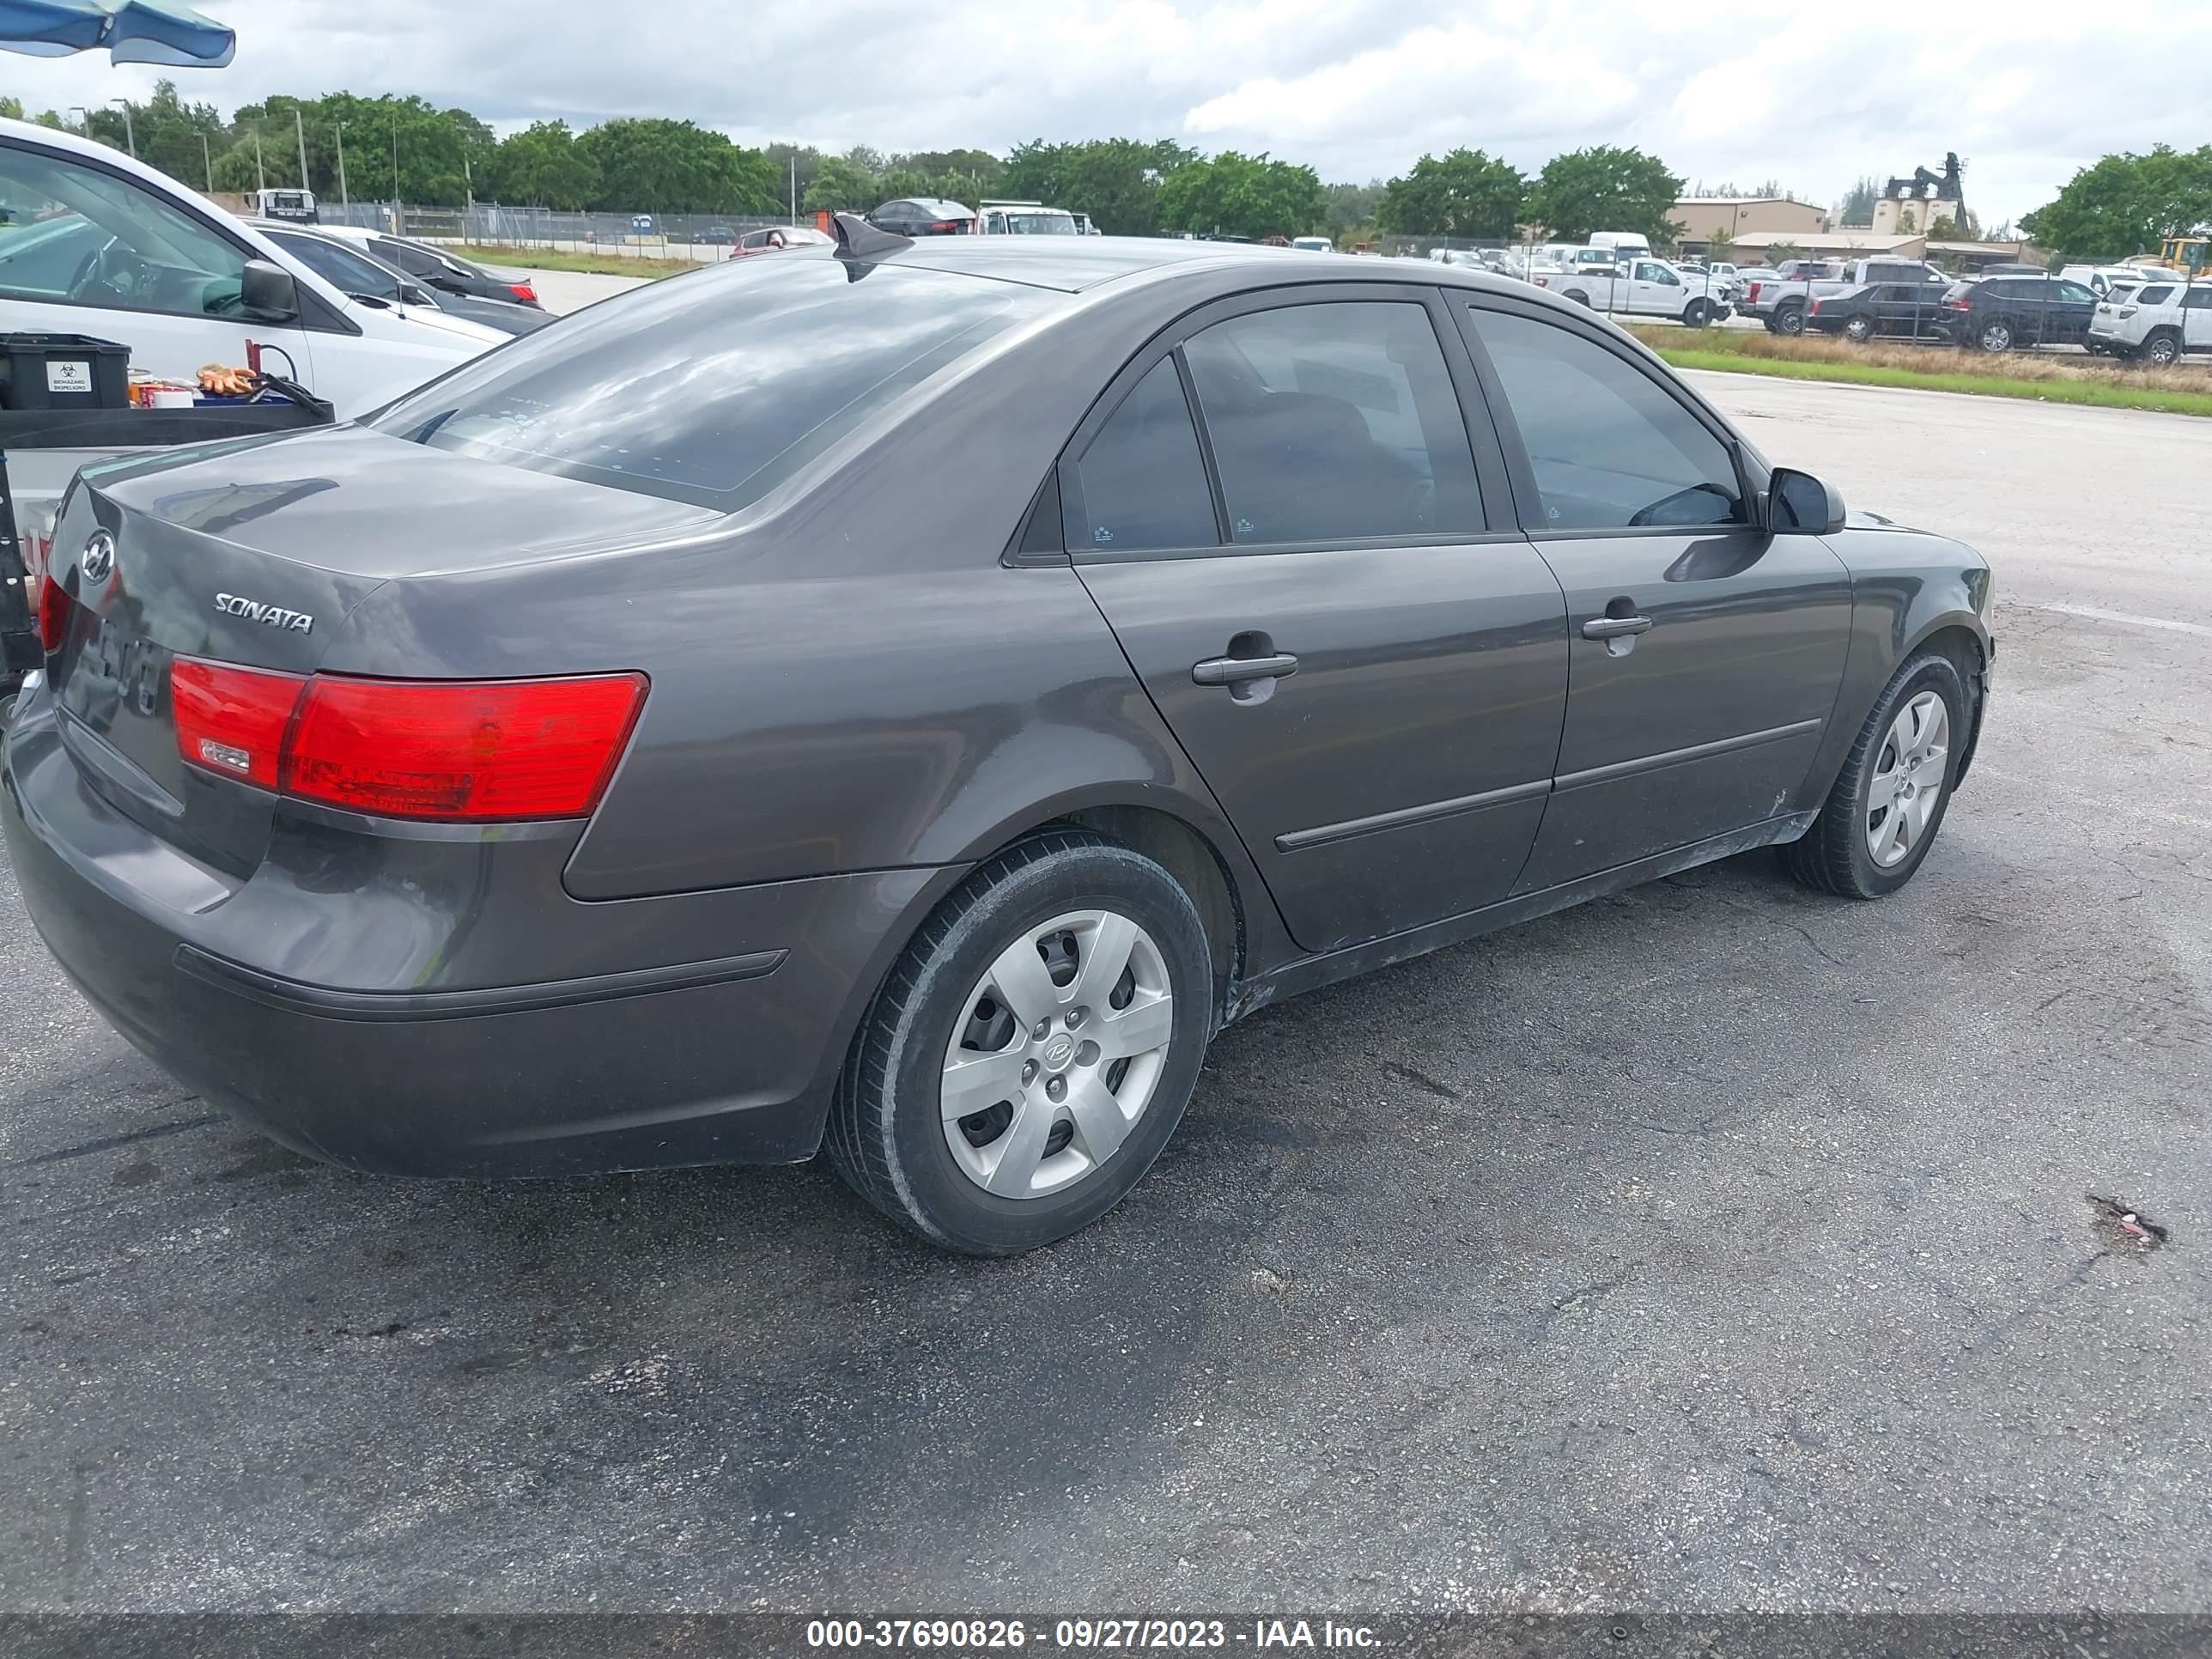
[2136,284,2176,305]
[2185,289,2212,311]
[1182,301,1483,544]
[1069,359,1218,553]
[373,258,1051,511]
[1469,307,1744,532]
[371,237,440,277]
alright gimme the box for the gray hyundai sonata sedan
[3,220,1993,1255]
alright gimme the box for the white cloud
[3,0,2207,222]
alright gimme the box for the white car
[2086,276,2212,366]
[0,117,503,416]
[1290,235,1333,253]
[1534,257,1726,326]
[2060,264,2146,298]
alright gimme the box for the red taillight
[172,659,304,789]
[1809,298,1822,314]
[929,220,963,234]
[171,665,647,821]
[507,282,537,302]
[284,673,647,820]
[1745,282,1761,302]
[36,577,71,655]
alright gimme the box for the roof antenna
[832,211,913,261]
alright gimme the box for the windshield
[371,256,1053,512]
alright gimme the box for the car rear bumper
[3,683,946,1177]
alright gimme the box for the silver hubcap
[1866,690,1949,869]
[939,909,1174,1200]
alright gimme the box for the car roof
[863,234,1346,293]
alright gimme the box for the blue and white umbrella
[0,0,234,67]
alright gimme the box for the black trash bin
[0,334,132,411]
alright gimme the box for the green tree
[576,118,777,213]
[1001,138,1194,235]
[1322,179,1381,240]
[2021,145,2212,260]
[1838,174,1881,227]
[804,153,879,213]
[763,143,824,206]
[1522,144,1684,242]
[1155,150,1322,240]
[1376,149,1525,238]
[489,119,599,208]
[895,148,1004,198]
[80,79,226,188]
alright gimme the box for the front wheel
[824,831,1213,1255]
[1782,652,1969,899]
[1682,298,1710,328]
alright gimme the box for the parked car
[731,224,835,258]
[2059,264,2142,298]
[1941,274,2098,351]
[252,222,556,337]
[1535,257,1727,325]
[0,116,505,416]
[1805,281,1954,343]
[1290,235,1333,253]
[1745,258,1949,336]
[2085,276,2212,365]
[866,197,977,236]
[4,228,1993,1255]
[307,226,544,309]
[698,226,738,246]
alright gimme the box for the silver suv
[2087,277,2212,365]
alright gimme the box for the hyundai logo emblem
[79,530,116,586]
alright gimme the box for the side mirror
[240,259,299,320]
[1769,467,1846,535]
[429,272,467,293]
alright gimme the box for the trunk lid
[40,429,712,877]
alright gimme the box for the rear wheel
[1782,652,1968,900]
[1844,313,1875,344]
[2142,329,2181,368]
[824,831,1212,1255]
[1976,317,2014,352]
[1773,302,1806,336]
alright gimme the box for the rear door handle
[1581,616,1653,641]
[1193,653,1299,686]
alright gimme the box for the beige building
[1670,196,1826,252]
[1724,229,1928,264]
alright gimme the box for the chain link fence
[316,201,802,263]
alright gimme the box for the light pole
[294,106,309,192]
[334,121,349,213]
[67,105,88,134]
[107,98,135,158]
[200,132,212,191]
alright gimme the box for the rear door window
[1181,301,1484,545]
[1468,307,1744,532]
[373,258,1052,512]
[2185,289,2212,310]
[1068,359,1218,553]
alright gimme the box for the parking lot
[3,337,2209,1613]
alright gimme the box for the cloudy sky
[7,0,2207,224]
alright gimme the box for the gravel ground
[1,356,2207,1617]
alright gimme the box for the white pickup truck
[1532,256,1726,326]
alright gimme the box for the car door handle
[1193,653,1299,686]
[1581,616,1653,641]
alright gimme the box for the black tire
[1976,317,2013,352]
[1565,289,1592,307]
[1773,302,1806,336]
[1682,298,1710,328]
[824,830,1212,1255]
[1781,651,1970,900]
[2142,329,2180,368]
[1844,313,1875,344]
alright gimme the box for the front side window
[0,139,254,318]
[374,257,1051,511]
[370,237,441,278]
[1068,358,1218,553]
[270,232,402,302]
[1469,307,1745,532]
[1182,301,1484,544]
[1638,262,1680,286]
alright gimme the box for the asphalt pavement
[2,342,2208,1616]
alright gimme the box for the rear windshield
[372,257,1050,511]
